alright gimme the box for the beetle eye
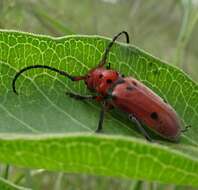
[99,74,103,79]
[106,79,112,84]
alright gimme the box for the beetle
[12,31,190,142]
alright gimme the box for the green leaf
[0,30,198,186]
[0,176,31,190]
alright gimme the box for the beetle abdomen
[110,77,182,141]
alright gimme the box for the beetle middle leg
[66,92,110,133]
[65,92,105,103]
[95,101,111,133]
[129,114,152,142]
[65,92,98,100]
[95,104,105,133]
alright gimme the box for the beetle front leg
[129,114,152,142]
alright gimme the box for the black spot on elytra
[106,79,112,84]
[150,112,158,120]
[126,86,133,91]
[132,81,137,86]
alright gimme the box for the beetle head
[85,67,119,95]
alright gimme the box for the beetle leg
[106,62,111,69]
[66,92,96,100]
[129,114,152,142]
[65,92,103,101]
[95,102,111,133]
[181,125,191,133]
[95,106,105,133]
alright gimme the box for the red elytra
[12,31,188,142]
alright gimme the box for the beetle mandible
[12,31,190,141]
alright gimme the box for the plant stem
[54,172,64,190]
[130,180,143,190]
[3,165,10,179]
[14,173,25,184]
[174,0,198,69]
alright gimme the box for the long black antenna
[12,65,85,95]
[98,31,129,67]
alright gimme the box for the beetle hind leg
[129,114,152,142]
[181,125,191,133]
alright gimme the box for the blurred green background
[0,0,198,189]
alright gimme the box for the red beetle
[12,31,189,141]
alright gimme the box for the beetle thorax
[85,67,119,95]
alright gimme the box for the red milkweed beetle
[12,31,190,142]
